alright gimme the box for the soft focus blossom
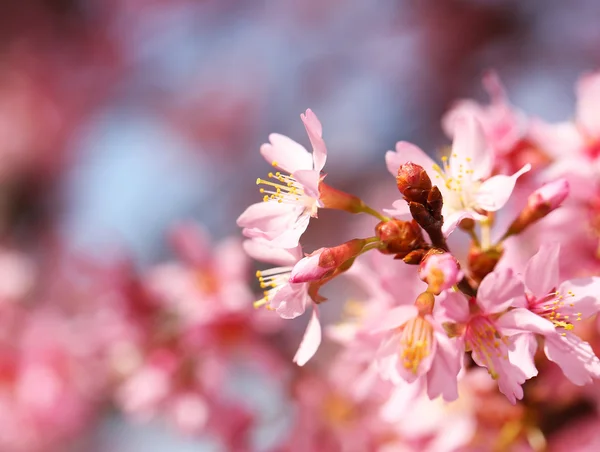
[372,299,462,401]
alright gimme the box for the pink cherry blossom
[386,115,531,235]
[441,268,541,404]
[145,224,253,326]
[518,243,600,385]
[237,109,328,248]
[372,303,462,402]
[243,239,321,365]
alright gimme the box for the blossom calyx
[396,162,432,204]
[375,219,427,256]
[504,179,570,238]
[318,181,367,214]
[419,251,463,295]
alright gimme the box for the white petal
[260,134,313,173]
[242,240,302,266]
[385,142,436,178]
[301,109,327,172]
[475,164,531,212]
[450,115,492,180]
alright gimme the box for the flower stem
[358,205,390,222]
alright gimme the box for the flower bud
[503,178,569,238]
[468,243,503,284]
[375,219,426,256]
[290,239,367,283]
[396,162,432,204]
[419,252,463,295]
[527,178,569,211]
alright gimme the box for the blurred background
[1,0,600,451]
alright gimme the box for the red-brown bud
[375,219,427,256]
[468,243,504,284]
[396,162,432,204]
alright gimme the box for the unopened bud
[504,178,569,238]
[375,219,426,256]
[527,178,569,211]
[396,162,432,204]
[290,239,367,283]
[419,252,463,295]
[468,244,503,284]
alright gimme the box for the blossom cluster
[235,70,600,450]
[4,56,600,450]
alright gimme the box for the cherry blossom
[237,109,327,248]
[386,115,531,235]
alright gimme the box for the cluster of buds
[395,162,446,250]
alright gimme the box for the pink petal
[300,109,327,172]
[293,307,321,366]
[385,142,436,178]
[437,291,470,323]
[449,115,492,181]
[271,283,310,319]
[544,332,600,385]
[524,243,561,298]
[441,210,474,237]
[576,71,600,138]
[289,251,327,283]
[507,334,538,379]
[477,268,524,314]
[475,164,531,212]
[496,308,555,336]
[241,205,310,249]
[242,240,302,266]
[556,276,600,319]
[426,332,461,401]
[260,133,313,174]
[292,169,320,199]
[369,305,418,333]
[237,201,297,230]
